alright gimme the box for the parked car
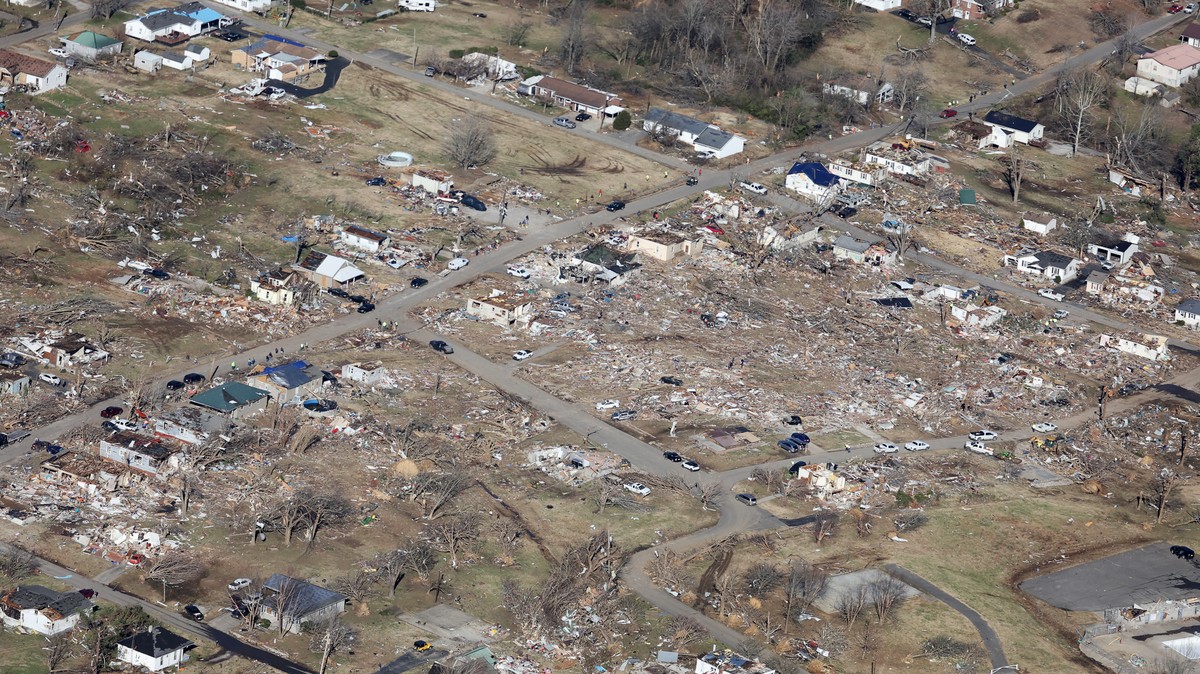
[107,418,138,432]
[968,430,998,441]
[904,440,930,451]
[660,376,684,386]
[779,439,803,453]
[958,33,977,46]
[575,112,592,121]
[964,440,992,455]
[38,373,62,386]
[596,399,620,410]
[736,493,758,506]
[663,451,683,462]
[78,588,96,599]
[183,373,205,385]
[790,432,810,445]
[48,48,68,58]
[917,16,932,25]
[611,410,637,421]
[833,205,857,219]
[1031,422,1058,433]
[783,415,803,426]
[1052,309,1069,320]
[184,605,204,621]
[410,277,429,288]
[356,302,376,313]
[704,224,725,235]
[144,268,170,280]
[939,108,958,118]
[166,380,185,391]
[217,31,245,42]
[447,257,469,271]
[507,266,531,278]
[414,640,432,652]
[429,340,454,354]
[789,461,808,475]
[1037,288,1065,301]
[460,195,487,211]
[513,350,533,361]
[624,482,651,496]
[873,443,899,454]
[228,578,253,592]
[1172,545,1196,560]
[366,176,388,186]
[686,176,699,186]
[682,460,700,472]
[100,406,123,419]
[605,200,626,212]
[1187,3,1196,12]
[739,181,768,195]
[553,117,577,129]
[328,287,349,298]
[0,352,25,368]
[348,295,368,304]
[1169,4,1184,12]
[424,65,437,76]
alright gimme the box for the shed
[184,44,210,61]
[133,50,163,73]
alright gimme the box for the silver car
[553,117,577,129]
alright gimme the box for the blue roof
[263,34,308,49]
[186,6,224,22]
[787,162,840,187]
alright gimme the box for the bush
[612,109,631,131]
[516,65,540,79]
[1016,9,1040,22]
[327,50,338,59]
[449,49,465,59]
[292,0,306,8]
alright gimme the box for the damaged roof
[189,381,270,412]
[2,585,92,616]
[262,574,345,619]
[259,360,320,390]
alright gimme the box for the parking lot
[1021,543,1200,611]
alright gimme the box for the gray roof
[159,49,189,63]
[118,627,193,658]
[263,574,345,619]
[644,107,711,137]
[4,585,92,616]
[260,360,319,390]
[1033,251,1076,270]
[1178,298,1200,314]
[183,44,206,55]
[834,235,872,254]
[694,127,736,151]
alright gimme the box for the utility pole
[412,28,417,70]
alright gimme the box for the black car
[430,340,454,354]
[471,11,487,17]
[100,406,123,419]
[788,461,808,475]
[575,112,592,122]
[183,373,205,384]
[217,31,245,42]
[166,380,184,391]
[347,295,368,304]
[143,268,170,280]
[366,177,388,186]
[660,376,683,386]
[328,287,349,298]
[686,176,698,186]
[783,415,803,426]
[835,205,858,219]
[663,451,683,462]
[605,200,626,212]
[357,302,376,313]
[1172,545,1196,560]
[410,277,429,289]
[0,352,25,368]
[460,195,487,212]
[184,605,204,621]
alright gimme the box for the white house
[864,148,932,177]
[184,44,210,61]
[1022,215,1057,235]
[295,250,365,289]
[412,169,453,195]
[250,269,302,306]
[1005,250,1081,283]
[117,627,194,672]
[828,159,887,187]
[852,0,900,9]
[0,50,67,93]
[1088,233,1140,267]
[1100,333,1170,361]
[466,289,534,326]
[822,76,894,107]
[0,586,92,635]
[832,235,896,266]
[1176,298,1200,327]
[398,0,436,10]
[981,110,1045,146]
[785,162,842,203]
[341,361,387,386]
[99,432,179,476]
[0,370,30,396]
[951,303,1007,327]
[626,231,703,262]
[154,407,225,445]
[1183,23,1200,48]
[209,0,272,12]
[159,50,193,70]
[123,2,229,43]
[642,108,745,159]
[340,225,390,253]
[1137,44,1200,88]
[260,574,346,634]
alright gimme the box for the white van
[447,257,469,271]
[958,33,977,46]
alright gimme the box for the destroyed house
[696,651,775,674]
[190,381,271,419]
[250,268,302,306]
[260,574,346,633]
[99,432,179,476]
[0,370,30,396]
[340,224,390,253]
[42,451,133,489]
[832,235,894,266]
[412,169,453,195]
[1,585,92,635]
[21,335,110,368]
[626,230,703,262]
[295,250,365,289]
[571,245,641,285]
[341,361,386,386]
[117,626,194,672]
[250,360,324,404]
[466,290,534,327]
[154,406,225,445]
[0,49,67,93]
[821,75,894,107]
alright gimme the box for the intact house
[828,159,888,187]
[1005,250,1081,283]
[1088,233,1140,267]
[1183,23,1200,48]
[642,108,745,159]
[952,0,1014,20]
[260,574,346,634]
[249,360,325,405]
[466,289,534,327]
[294,250,365,289]
[568,245,641,285]
[822,75,894,108]
[1123,76,1181,107]
[1022,215,1057,235]
[412,169,454,195]
[19,335,109,368]
[117,626,194,672]
[1086,270,1109,295]
[124,3,230,44]
[981,110,1045,147]
[832,235,896,266]
[785,162,842,203]
[1176,298,1200,327]
[626,230,704,262]
[154,407,227,445]
[99,432,180,476]
[519,75,622,117]
[190,381,271,420]
[232,36,327,83]
[1137,44,1200,88]
[340,224,390,253]
[1,585,92,635]
[341,361,386,386]
[250,268,305,306]
[60,31,122,61]
[159,49,193,71]
[397,0,436,10]
[210,0,273,13]
[0,370,30,396]
[0,50,67,93]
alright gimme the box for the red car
[100,406,123,418]
[704,224,725,235]
[1169,4,1183,13]
[939,108,958,118]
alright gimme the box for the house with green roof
[189,381,270,420]
[60,31,123,61]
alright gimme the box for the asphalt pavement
[1020,543,1200,612]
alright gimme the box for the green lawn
[0,629,51,674]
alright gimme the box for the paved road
[885,564,1008,669]
[1019,542,1200,612]
[0,542,314,674]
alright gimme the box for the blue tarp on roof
[787,162,840,187]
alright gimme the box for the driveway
[268,56,348,99]
[886,565,1009,670]
[1020,543,1200,612]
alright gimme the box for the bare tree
[869,575,909,622]
[893,510,929,532]
[693,480,724,510]
[1156,468,1181,524]
[1109,102,1163,175]
[1059,69,1109,157]
[836,584,869,628]
[333,566,378,606]
[817,623,849,657]
[665,615,708,647]
[558,0,590,75]
[882,218,915,260]
[428,514,481,570]
[812,510,840,543]
[174,442,225,516]
[44,632,72,673]
[0,546,38,581]
[443,119,497,169]
[919,635,984,663]
[142,550,204,603]
[1151,657,1197,674]
[271,576,305,635]
[303,493,352,545]
[1000,142,1026,204]
[310,616,357,674]
[594,479,644,514]
[783,560,828,632]
[504,19,533,47]
[91,0,131,19]
[419,473,471,520]
[891,68,929,113]
[743,563,782,596]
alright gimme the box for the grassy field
[0,629,50,674]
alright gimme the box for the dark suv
[663,451,683,462]
[430,340,454,354]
